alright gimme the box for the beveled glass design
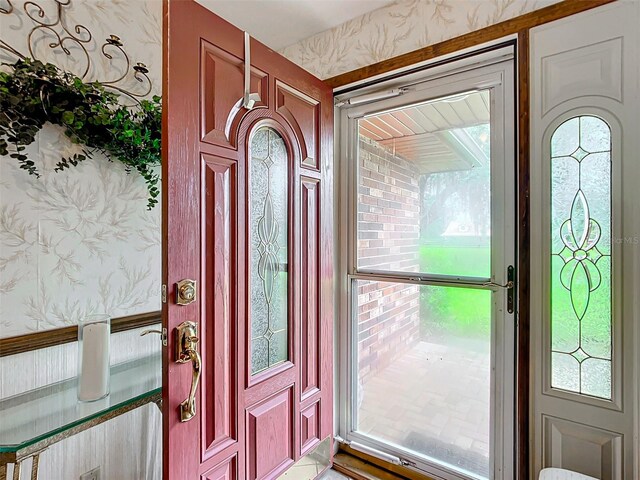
[550,115,612,399]
[250,126,289,375]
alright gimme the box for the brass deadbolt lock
[176,279,197,305]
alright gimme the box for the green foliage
[419,245,611,348]
[419,245,492,337]
[0,58,161,209]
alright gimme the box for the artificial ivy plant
[0,58,161,209]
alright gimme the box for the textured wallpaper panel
[0,0,162,338]
[0,3,163,478]
[280,0,562,79]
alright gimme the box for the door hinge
[161,284,167,304]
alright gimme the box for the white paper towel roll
[78,322,110,401]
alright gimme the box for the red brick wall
[357,135,421,381]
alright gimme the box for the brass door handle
[179,345,201,422]
[176,321,201,422]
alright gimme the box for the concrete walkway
[358,339,491,478]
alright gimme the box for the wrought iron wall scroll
[0,0,153,104]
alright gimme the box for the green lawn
[419,244,490,278]
[418,244,611,358]
[419,245,491,337]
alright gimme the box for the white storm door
[338,56,517,480]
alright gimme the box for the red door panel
[246,388,295,480]
[300,178,321,399]
[201,455,237,480]
[275,81,320,169]
[300,400,321,455]
[200,40,268,148]
[163,1,333,479]
[201,155,237,460]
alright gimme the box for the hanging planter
[0,58,162,209]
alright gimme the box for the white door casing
[530,2,640,479]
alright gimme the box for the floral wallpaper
[280,0,562,79]
[0,0,564,338]
[0,0,162,338]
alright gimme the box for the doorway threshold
[333,452,435,480]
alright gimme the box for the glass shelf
[0,354,161,456]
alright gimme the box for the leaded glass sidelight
[550,115,612,399]
[249,126,289,375]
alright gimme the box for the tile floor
[321,470,350,479]
[280,464,350,480]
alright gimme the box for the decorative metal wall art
[0,0,153,104]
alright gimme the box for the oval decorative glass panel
[249,126,289,375]
[550,115,612,399]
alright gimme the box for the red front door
[162,1,334,479]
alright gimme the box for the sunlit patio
[358,339,491,478]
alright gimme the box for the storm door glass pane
[356,91,491,277]
[550,115,612,399]
[250,126,289,375]
[355,280,492,479]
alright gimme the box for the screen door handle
[482,265,515,314]
[482,279,514,289]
